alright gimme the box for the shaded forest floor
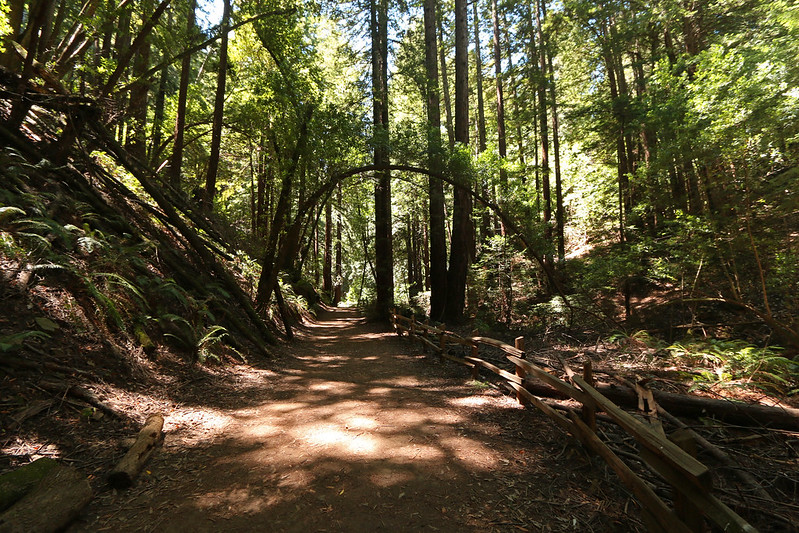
[61,307,642,532]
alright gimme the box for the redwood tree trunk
[424,0,447,321]
[444,0,473,323]
[371,0,393,320]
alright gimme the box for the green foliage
[667,338,799,393]
[158,313,230,363]
[0,331,50,352]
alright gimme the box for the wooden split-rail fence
[390,310,758,533]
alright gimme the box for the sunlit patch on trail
[448,395,492,408]
[299,423,379,455]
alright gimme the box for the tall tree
[424,0,448,321]
[169,0,197,188]
[491,0,507,214]
[371,0,394,319]
[444,0,473,322]
[204,0,231,204]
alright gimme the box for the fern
[94,272,147,310]
[0,330,50,352]
[0,206,26,226]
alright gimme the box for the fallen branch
[37,380,126,420]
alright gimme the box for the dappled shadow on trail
[71,308,637,532]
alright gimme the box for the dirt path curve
[72,307,635,532]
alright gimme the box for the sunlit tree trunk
[531,2,551,249]
[437,13,455,150]
[444,0,473,323]
[371,0,394,319]
[424,0,448,321]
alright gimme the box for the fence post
[470,333,480,380]
[670,429,705,532]
[514,336,528,406]
[582,359,597,431]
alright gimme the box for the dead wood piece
[639,446,757,533]
[657,407,774,502]
[0,458,59,512]
[0,465,92,533]
[108,414,165,489]
[574,375,712,491]
[567,412,692,533]
[10,399,54,426]
[516,376,799,431]
[37,380,126,419]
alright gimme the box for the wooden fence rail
[390,310,757,533]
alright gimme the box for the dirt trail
[71,308,636,532]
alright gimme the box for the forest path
[72,307,633,532]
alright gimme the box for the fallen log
[518,379,799,431]
[108,414,165,489]
[0,465,92,533]
[37,380,126,420]
[0,458,58,512]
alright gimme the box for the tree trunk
[472,0,492,245]
[149,48,169,166]
[437,13,455,150]
[371,0,393,320]
[445,0,473,323]
[168,0,197,188]
[323,201,333,297]
[472,1,487,154]
[126,0,154,161]
[334,185,343,306]
[424,0,447,322]
[534,0,551,249]
[204,0,231,205]
[546,47,564,261]
[491,0,507,217]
